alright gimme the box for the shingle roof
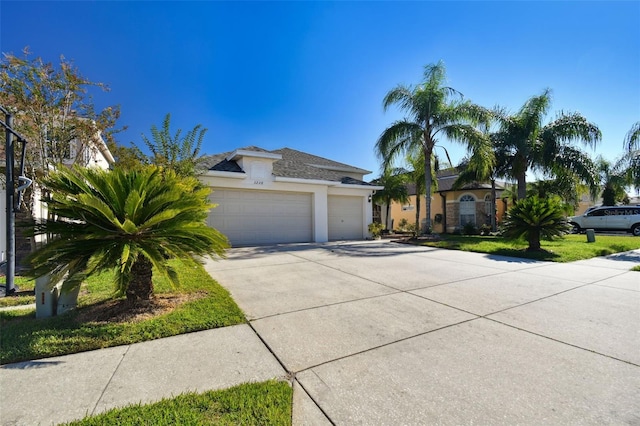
[372,168,506,195]
[436,169,506,193]
[200,146,374,186]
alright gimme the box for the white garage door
[208,189,312,246]
[328,195,364,240]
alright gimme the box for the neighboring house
[199,146,382,246]
[0,130,114,262]
[379,168,509,233]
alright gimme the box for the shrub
[368,222,385,238]
[501,195,570,251]
[463,222,477,235]
[480,224,492,236]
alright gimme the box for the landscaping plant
[26,165,229,307]
[501,195,571,251]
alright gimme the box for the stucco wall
[199,173,375,243]
[386,189,510,233]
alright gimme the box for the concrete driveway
[203,240,640,425]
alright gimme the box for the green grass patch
[418,234,640,263]
[631,265,640,272]
[0,276,36,307]
[0,259,245,365]
[63,380,292,426]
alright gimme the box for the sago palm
[27,165,228,305]
[501,195,570,252]
[376,61,490,231]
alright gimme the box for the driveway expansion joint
[486,317,640,368]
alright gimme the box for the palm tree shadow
[488,248,560,262]
[3,360,64,369]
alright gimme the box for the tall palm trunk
[423,142,434,233]
[385,200,392,230]
[514,154,528,200]
[415,195,421,233]
[490,178,497,232]
[127,254,154,303]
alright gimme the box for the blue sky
[1,1,639,180]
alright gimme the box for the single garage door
[208,189,312,246]
[328,195,364,240]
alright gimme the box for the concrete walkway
[1,241,639,425]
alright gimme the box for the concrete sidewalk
[0,325,286,425]
[1,241,639,425]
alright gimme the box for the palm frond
[624,121,640,152]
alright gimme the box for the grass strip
[0,259,245,365]
[416,234,640,263]
[62,380,292,426]
[0,276,36,308]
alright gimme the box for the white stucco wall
[199,172,378,243]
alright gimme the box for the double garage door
[208,189,364,246]
[208,189,312,246]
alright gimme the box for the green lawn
[63,380,292,426]
[0,276,36,308]
[417,233,640,263]
[0,259,245,365]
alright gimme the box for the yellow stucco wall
[386,190,509,233]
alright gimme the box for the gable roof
[200,146,375,186]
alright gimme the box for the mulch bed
[74,291,207,324]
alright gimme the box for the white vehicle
[568,206,640,236]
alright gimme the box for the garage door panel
[328,195,364,240]
[209,189,312,246]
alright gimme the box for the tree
[376,61,489,231]
[595,156,632,205]
[493,89,600,200]
[26,165,228,307]
[501,195,570,252]
[622,122,640,192]
[141,113,207,177]
[624,121,640,152]
[0,48,121,184]
[405,151,426,232]
[453,131,500,231]
[527,175,584,214]
[372,168,409,231]
[108,142,146,171]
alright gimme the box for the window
[460,194,476,225]
[402,204,414,211]
[586,209,606,217]
[484,194,492,215]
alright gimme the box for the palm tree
[376,61,489,231]
[624,121,640,152]
[405,151,426,233]
[623,122,640,192]
[596,156,632,205]
[26,165,228,306]
[453,131,501,231]
[493,89,601,200]
[501,195,570,252]
[527,175,584,214]
[142,113,207,177]
[372,168,410,231]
